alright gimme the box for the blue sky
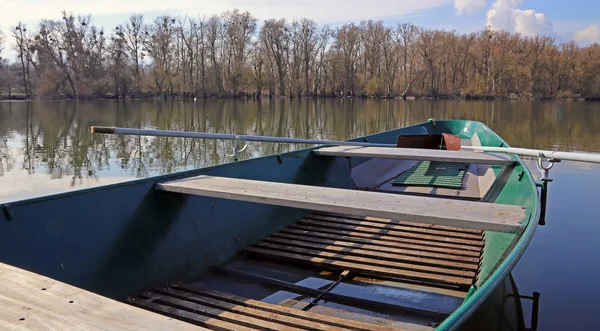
[0,0,598,49]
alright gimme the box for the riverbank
[1,91,599,102]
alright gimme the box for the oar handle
[90,126,116,134]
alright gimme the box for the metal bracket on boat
[535,154,560,226]
[536,153,560,182]
[2,205,14,221]
[509,291,540,331]
[230,136,248,162]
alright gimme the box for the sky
[0,0,598,59]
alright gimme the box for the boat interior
[127,132,526,330]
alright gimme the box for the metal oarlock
[230,136,248,161]
[536,153,560,182]
[535,153,560,226]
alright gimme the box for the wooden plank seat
[313,146,516,166]
[131,284,400,331]
[157,175,527,233]
[246,212,484,291]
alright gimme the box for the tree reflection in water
[0,99,598,199]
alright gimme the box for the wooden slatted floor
[131,284,399,331]
[131,211,483,330]
[247,212,483,291]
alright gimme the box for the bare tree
[144,15,176,96]
[291,18,320,97]
[222,10,257,95]
[260,19,290,96]
[123,14,144,92]
[2,9,599,100]
[205,15,224,94]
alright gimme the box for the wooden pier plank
[0,263,201,331]
[157,175,526,233]
[313,146,516,165]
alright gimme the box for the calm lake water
[1,99,599,329]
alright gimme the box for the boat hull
[0,120,540,330]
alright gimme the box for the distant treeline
[0,10,599,100]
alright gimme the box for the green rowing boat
[0,119,546,330]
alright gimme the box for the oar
[89,126,396,148]
[461,146,600,164]
[90,126,600,164]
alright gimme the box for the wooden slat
[254,242,476,278]
[289,224,483,253]
[157,175,526,233]
[307,214,484,240]
[132,299,248,331]
[271,232,480,263]
[263,236,479,271]
[281,228,481,258]
[141,292,306,331]
[317,212,484,235]
[0,263,201,331]
[246,246,473,287]
[153,287,352,331]
[299,218,484,247]
[175,285,400,331]
[313,146,516,165]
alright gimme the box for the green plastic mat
[392,161,468,189]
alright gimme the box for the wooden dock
[0,262,201,330]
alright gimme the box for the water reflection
[0,99,599,202]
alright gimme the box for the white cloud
[486,0,553,37]
[454,0,487,15]
[575,25,600,45]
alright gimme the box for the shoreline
[1,94,599,102]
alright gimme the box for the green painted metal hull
[0,120,539,330]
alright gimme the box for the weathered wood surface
[247,211,483,291]
[313,146,516,165]
[246,246,474,287]
[133,284,401,331]
[0,262,201,330]
[158,175,526,233]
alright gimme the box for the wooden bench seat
[313,146,516,166]
[157,176,526,233]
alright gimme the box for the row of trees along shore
[0,10,599,100]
